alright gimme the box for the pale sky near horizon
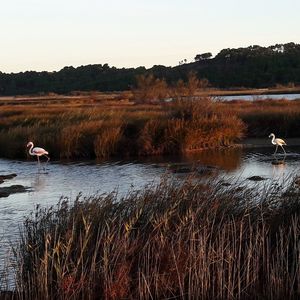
[1,0,299,73]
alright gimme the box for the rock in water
[0,173,17,180]
[0,185,29,198]
[247,176,266,181]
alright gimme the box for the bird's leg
[37,156,41,172]
[281,145,286,154]
[43,155,50,171]
[274,145,278,155]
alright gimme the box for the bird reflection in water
[271,153,286,178]
[32,172,47,192]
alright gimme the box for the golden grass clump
[94,119,124,158]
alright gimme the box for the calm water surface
[1,140,300,270]
[219,93,300,101]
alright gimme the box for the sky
[0,0,299,73]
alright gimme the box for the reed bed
[6,176,300,299]
[1,94,300,159]
[225,99,300,137]
[0,97,245,159]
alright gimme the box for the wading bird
[268,133,287,154]
[27,142,50,164]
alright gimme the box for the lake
[1,139,300,272]
[218,93,300,101]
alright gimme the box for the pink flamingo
[27,141,50,165]
[268,133,287,154]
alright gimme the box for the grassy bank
[0,95,244,159]
[4,176,300,299]
[1,92,300,160]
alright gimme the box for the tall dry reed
[8,176,300,299]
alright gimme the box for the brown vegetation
[6,176,300,299]
[132,72,210,103]
[0,93,245,159]
[224,98,300,137]
[1,87,300,160]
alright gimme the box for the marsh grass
[1,94,300,159]
[0,96,246,159]
[6,176,300,299]
[227,99,300,137]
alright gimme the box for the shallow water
[0,140,300,274]
[219,93,300,101]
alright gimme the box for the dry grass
[222,99,300,137]
[1,92,300,159]
[5,176,300,299]
[0,94,245,159]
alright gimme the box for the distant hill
[1,42,300,95]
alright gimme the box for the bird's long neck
[271,135,276,144]
[28,144,34,155]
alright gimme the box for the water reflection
[220,93,300,101]
[32,172,47,192]
[271,155,286,179]
[183,148,243,171]
[271,153,286,164]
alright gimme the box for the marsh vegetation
[0,93,244,160]
[0,176,298,299]
[1,84,300,299]
[1,90,300,161]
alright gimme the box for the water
[0,140,300,275]
[0,160,167,273]
[218,93,300,101]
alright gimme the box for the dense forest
[0,42,300,95]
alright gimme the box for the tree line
[0,43,300,95]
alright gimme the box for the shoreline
[0,86,300,101]
[196,87,300,97]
